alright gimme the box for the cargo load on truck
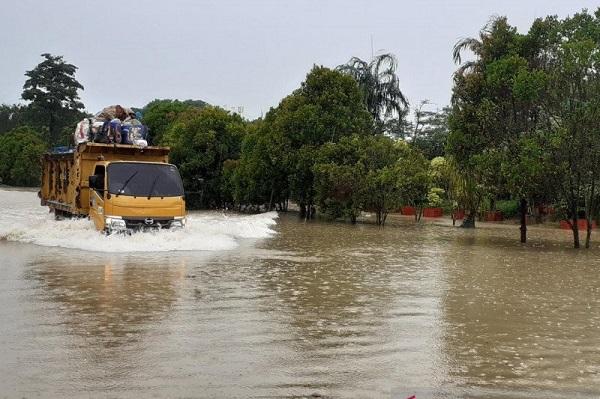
[73,104,148,147]
[39,142,186,234]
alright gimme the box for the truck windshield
[107,163,184,197]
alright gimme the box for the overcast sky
[1,0,598,119]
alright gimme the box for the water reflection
[28,255,186,348]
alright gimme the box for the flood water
[1,188,600,398]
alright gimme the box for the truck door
[89,165,106,231]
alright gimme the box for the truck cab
[88,161,186,233]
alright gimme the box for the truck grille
[123,217,175,230]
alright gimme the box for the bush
[496,199,519,218]
[0,126,47,186]
[427,187,445,207]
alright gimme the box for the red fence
[422,207,443,218]
[559,219,597,230]
[401,206,416,216]
[485,211,504,222]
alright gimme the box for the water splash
[0,189,278,252]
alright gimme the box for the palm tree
[452,16,512,77]
[337,53,408,132]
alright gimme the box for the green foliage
[0,126,47,186]
[496,200,519,218]
[512,69,546,102]
[141,99,200,145]
[21,53,85,145]
[164,106,245,209]
[245,66,373,215]
[0,104,38,135]
[393,145,431,212]
[429,157,448,187]
[278,65,373,145]
[410,106,450,159]
[447,9,600,246]
[313,135,369,222]
[232,120,289,210]
[448,15,552,227]
[538,12,600,247]
[427,187,445,207]
[313,136,430,225]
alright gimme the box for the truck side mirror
[89,175,104,191]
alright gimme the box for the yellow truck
[39,143,186,234]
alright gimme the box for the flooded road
[1,188,600,398]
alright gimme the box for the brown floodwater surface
[1,189,600,398]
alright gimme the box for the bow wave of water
[0,188,277,252]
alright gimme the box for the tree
[539,11,600,248]
[0,126,47,186]
[163,106,246,209]
[429,156,466,225]
[21,53,84,146]
[262,66,373,218]
[449,9,600,248]
[313,135,429,226]
[392,145,431,222]
[410,103,451,159]
[337,53,409,133]
[313,135,368,223]
[141,99,207,145]
[501,132,558,241]
[232,120,290,211]
[448,16,548,236]
[0,104,38,135]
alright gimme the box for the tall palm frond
[455,60,478,76]
[337,53,408,130]
[452,16,506,76]
[452,37,483,65]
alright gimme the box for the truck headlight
[105,216,127,230]
[172,216,186,228]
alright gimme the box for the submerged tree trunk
[267,186,274,211]
[571,202,580,249]
[585,178,596,249]
[413,207,423,222]
[299,202,306,219]
[520,198,527,244]
[585,217,592,249]
[461,210,476,228]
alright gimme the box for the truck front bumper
[105,215,186,233]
